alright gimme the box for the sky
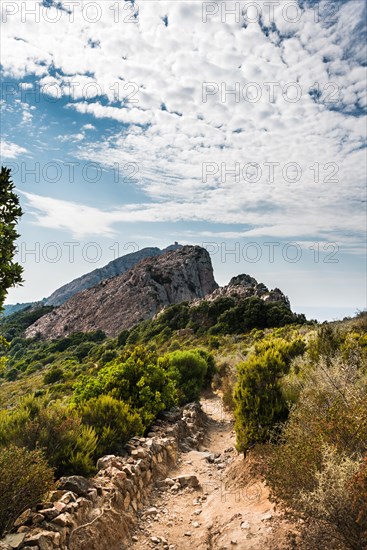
[0,0,366,322]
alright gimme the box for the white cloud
[1,0,366,244]
[82,124,96,131]
[0,140,28,159]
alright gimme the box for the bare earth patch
[131,394,294,549]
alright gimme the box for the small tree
[234,349,288,453]
[0,167,23,310]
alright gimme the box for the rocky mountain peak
[203,273,291,308]
[25,245,218,339]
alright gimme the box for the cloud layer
[1,0,366,243]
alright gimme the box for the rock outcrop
[44,245,182,307]
[25,246,218,339]
[202,273,291,308]
[3,244,182,316]
[0,403,206,550]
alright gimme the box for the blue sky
[1,0,366,321]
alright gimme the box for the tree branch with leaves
[0,166,23,311]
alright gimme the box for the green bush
[234,337,306,453]
[43,366,64,385]
[79,395,143,457]
[117,330,129,348]
[0,396,97,477]
[73,346,178,427]
[0,445,54,536]
[5,367,18,381]
[161,350,208,403]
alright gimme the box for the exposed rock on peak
[45,244,183,307]
[228,274,257,287]
[25,246,218,339]
[204,273,291,308]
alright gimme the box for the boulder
[175,475,200,488]
[2,534,25,549]
[57,476,94,498]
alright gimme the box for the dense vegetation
[232,312,367,549]
[0,282,365,547]
[126,295,306,342]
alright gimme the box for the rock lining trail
[131,394,292,550]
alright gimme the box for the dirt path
[131,394,292,550]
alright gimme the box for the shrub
[234,349,288,453]
[266,355,367,549]
[162,350,208,403]
[5,367,19,381]
[79,395,143,457]
[234,338,306,453]
[296,446,366,550]
[0,396,98,477]
[43,366,64,385]
[117,330,129,348]
[73,347,178,428]
[0,445,54,536]
[196,349,217,387]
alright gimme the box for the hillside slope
[25,246,218,339]
[2,244,182,316]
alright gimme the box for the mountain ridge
[25,245,218,339]
[3,244,182,316]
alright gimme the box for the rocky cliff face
[44,247,164,307]
[3,245,182,316]
[203,273,291,308]
[25,246,218,339]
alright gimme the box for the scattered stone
[13,509,32,528]
[96,455,116,471]
[261,512,273,521]
[184,532,192,537]
[241,521,251,529]
[57,476,93,497]
[16,527,29,534]
[38,508,58,521]
[53,501,66,513]
[59,491,77,504]
[143,507,158,517]
[2,534,25,549]
[192,521,200,528]
[31,513,44,524]
[205,454,216,463]
[175,475,200,488]
[24,531,57,550]
[53,512,74,527]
